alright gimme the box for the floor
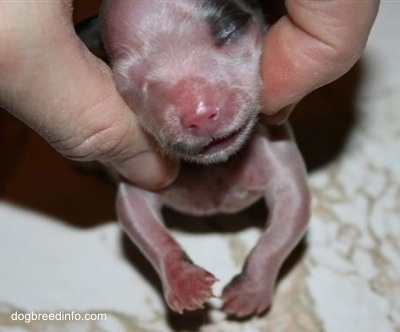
[0,2,399,332]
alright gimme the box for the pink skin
[102,0,310,317]
[101,0,262,164]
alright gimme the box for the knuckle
[53,117,137,163]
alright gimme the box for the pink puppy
[92,0,310,317]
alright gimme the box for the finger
[261,103,296,125]
[0,1,178,189]
[261,0,379,116]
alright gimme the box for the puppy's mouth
[168,114,257,164]
[200,126,245,155]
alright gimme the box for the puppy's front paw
[163,259,217,313]
[221,272,273,317]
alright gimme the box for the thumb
[0,1,178,189]
[260,0,379,119]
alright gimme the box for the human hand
[261,0,380,124]
[0,1,178,190]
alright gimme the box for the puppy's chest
[162,153,264,216]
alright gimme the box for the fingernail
[262,103,297,125]
[116,151,179,190]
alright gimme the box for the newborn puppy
[81,0,310,317]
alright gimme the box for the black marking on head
[201,0,252,45]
